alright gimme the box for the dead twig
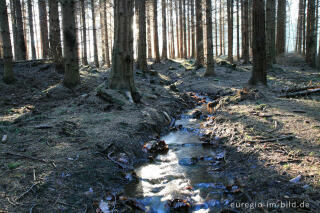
[280,88,320,98]
[107,152,125,169]
[4,151,47,163]
[246,135,293,143]
[16,183,38,201]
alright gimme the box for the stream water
[124,98,235,212]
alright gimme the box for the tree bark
[13,0,27,60]
[137,0,148,71]
[38,0,49,58]
[205,0,214,76]
[170,0,175,58]
[104,1,110,67]
[0,0,14,83]
[306,0,316,67]
[80,0,88,65]
[153,0,161,62]
[266,0,276,69]
[195,0,204,68]
[242,0,249,63]
[215,0,218,56]
[276,0,286,56]
[109,0,138,98]
[49,0,63,70]
[147,1,152,59]
[175,0,180,58]
[191,0,195,58]
[161,0,168,59]
[249,0,266,85]
[10,0,19,61]
[27,0,36,59]
[91,0,99,67]
[100,0,106,65]
[179,0,183,58]
[61,0,80,88]
[183,0,187,58]
[236,0,240,61]
[227,0,233,63]
[219,0,223,55]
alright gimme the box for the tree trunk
[153,0,161,62]
[38,0,49,58]
[227,0,233,63]
[80,0,88,65]
[175,0,180,58]
[109,0,138,98]
[249,0,266,85]
[137,0,148,71]
[0,0,14,83]
[183,0,187,58]
[27,0,36,59]
[242,0,249,63]
[205,0,214,76]
[276,0,286,56]
[236,0,240,61]
[161,0,168,59]
[179,0,183,58]
[214,0,218,56]
[100,0,106,65]
[306,0,316,67]
[13,0,27,60]
[187,0,190,58]
[302,0,306,55]
[191,0,195,58]
[10,0,19,61]
[49,0,63,70]
[91,0,99,67]
[104,1,111,67]
[296,0,304,54]
[219,0,223,55]
[170,0,175,58]
[147,1,152,58]
[195,0,204,68]
[266,0,276,69]
[61,0,80,88]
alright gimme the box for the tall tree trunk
[219,0,223,55]
[276,0,286,56]
[147,1,152,59]
[38,0,49,58]
[183,0,187,58]
[61,0,80,88]
[213,0,217,56]
[100,0,106,65]
[302,0,306,55]
[137,0,148,71]
[227,0,233,63]
[266,0,276,69]
[13,0,27,60]
[104,1,111,67]
[91,0,99,67]
[153,0,161,62]
[187,0,191,58]
[195,0,204,68]
[249,0,266,85]
[27,0,36,59]
[109,0,139,101]
[179,0,183,58]
[161,0,168,59]
[205,0,214,76]
[0,0,14,83]
[21,0,28,58]
[80,0,88,65]
[175,0,180,58]
[236,0,240,61]
[306,0,316,67]
[170,0,175,58]
[242,0,249,63]
[191,0,195,58]
[49,0,63,70]
[297,0,304,54]
[10,0,18,61]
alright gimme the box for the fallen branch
[16,183,38,201]
[4,152,47,163]
[107,152,126,169]
[283,85,320,93]
[246,135,293,143]
[280,88,320,98]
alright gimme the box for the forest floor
[0,54,319,212]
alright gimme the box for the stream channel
[124,95,235,212]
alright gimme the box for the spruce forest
[0,0,320,212]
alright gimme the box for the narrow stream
[125,96,233,212]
